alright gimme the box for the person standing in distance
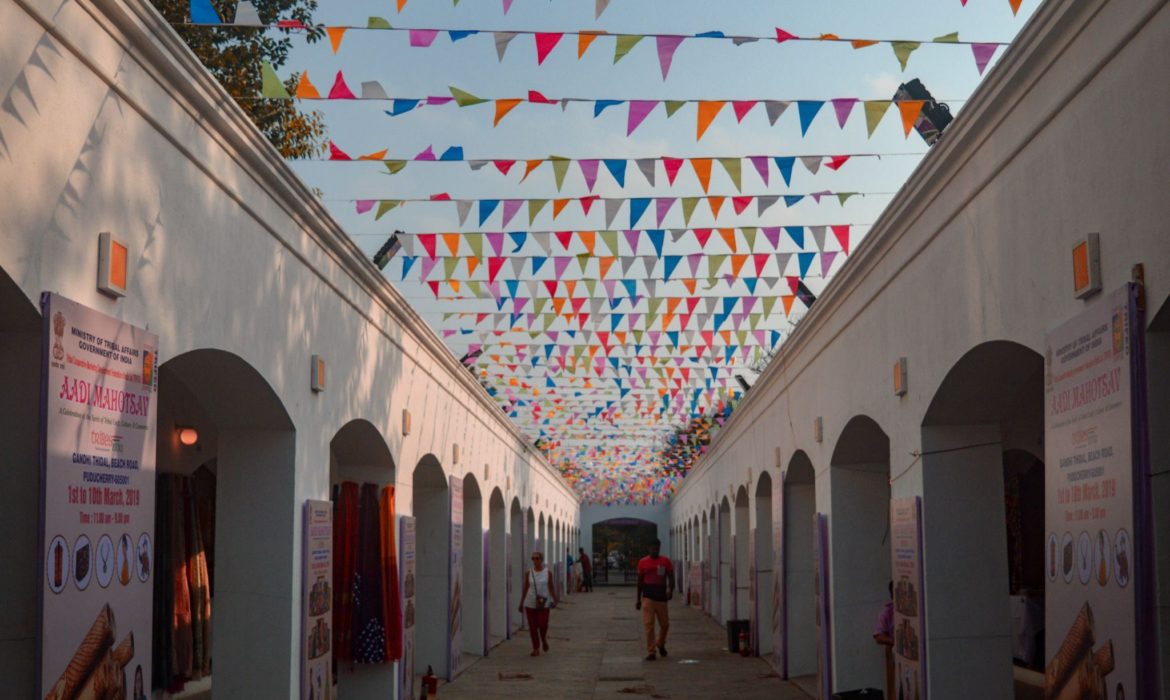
[635,539,674,661]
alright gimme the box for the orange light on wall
[97,232,129,298]
[177,427,199,446]
[1072,233,1102,299]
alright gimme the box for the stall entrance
[509,499,524,636]
[784,451,817,686]
[412,456,449,680]
[154,349,296,698]
[755,472,775,659]
[0,271,41,698]
[829,416,891,692]
[591,518,657,585]
[489,489,506,649]
[461,474,484,661]
[921,341,1045,699]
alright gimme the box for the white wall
[668,0,1170,695]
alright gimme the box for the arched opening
[461,474,484,660]
[828,415,891,691]
[719,497,732,623]
[329,419,398,697]
[412,455,449,680]
[154,348,296,696]
[706,505,716,618]
[538,513,546,557]
[755,472,775,659]
[734,486,751,621]
[785,451,817,685]
[526,508,535,565]
[509,498,524,637]
[1147,294,1170,690]
[591,517,658,584]
[921,340,1044,699]
[489,489,506,649]
[0,270,43,698]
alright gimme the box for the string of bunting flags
[258,72,958,139]
[186,3,1007,77]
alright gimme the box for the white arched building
[670,0,1170,697]
[0,0,578,697]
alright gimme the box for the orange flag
[730,255,748,277]
[442,233,461,255]
[782,295,796,314]
[707,196,725,219]
[397,0,407,10]
[494,99,523,126]
[1009,0,1023,14]
[295,71,320,99]
[898,100,925,136]
[718,228,737,252]
[521,159,543,181]
[358,148,388,161]
[851,39,879,49]
[682,279,697,295]
[696,100,726,140]
[466,258,480,276]
[327,27,347,54]
[578,230,597,255]
[690,158,713,192]
[598,257,616,278]
[552,198,571,218]
[578,31,604,58]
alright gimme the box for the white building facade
[670,0,1170,697]
[0,0,579,697]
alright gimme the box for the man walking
[635,539,674,661]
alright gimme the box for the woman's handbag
[532,571,548,609]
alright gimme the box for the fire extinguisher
[421,665,438,698]
[738,630,751,657]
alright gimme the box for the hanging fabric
[353,483,387,663]
[332,482,360,665]
[379,485,403,661]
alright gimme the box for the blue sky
[275,0,1039,498]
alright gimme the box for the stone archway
[785,451,817,682]
[412,455,449,680]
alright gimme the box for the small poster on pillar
[689,562,702,609]
[1044,283,1153,699]
[301,500,333,700]
[399,516,416,700]
[38,293,158,700]
[890,497,926,700]
[448,476,464,680]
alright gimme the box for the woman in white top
[518,550,559,656]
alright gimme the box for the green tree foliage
[151,0,326,159]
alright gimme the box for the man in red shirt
[635,539,675,661]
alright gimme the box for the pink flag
[627,100,657,135]
[488,257,506,283]
[355,199,374,214]
[662,157,684,185]
[579,159,600,191]
[328,141,351,160]
[831,225,851,254]
[749,156,769,185]
[409,29,440,47]
[825,155,850,171]
[535,33,564,65]
[732,101,757,122]
[821,251,838,277]
[327,71,356,99]
[486,232,505,255]
[831,98,858,128]
[502,199,523,226]
[971,43,998,75]
[774,27,798,43]
[502,0,514,12]
[732,196,753,214]
[554,257,571,280]
[528,90,556,104]
[656,36,685,80]
[415,145,436,160]
[656,198,676,225]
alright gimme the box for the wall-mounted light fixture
[1072,233,1102,299]
[177,426,199,447]
[452,443,460,465]
[97,232,129,298]
[814,417,824,443]
[893,357,909,397]
[402,409,412,436]
[310,355,326,393]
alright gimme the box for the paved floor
[434,589,812,699]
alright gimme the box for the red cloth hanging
[332,482,360,662]
[380,485,403,661]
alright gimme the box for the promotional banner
[399,516,416,700]
[39,293,158,700]
[814,513,832,700]
[689,562,702,608]
[301,500,333,700]
[1044,284,1154,699]
[890,497,926,700]
[448,476,463,680]
[772,474,784,676]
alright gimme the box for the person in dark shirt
[578,547,593,592]
[635,539,675,661]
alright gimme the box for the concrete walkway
[436,589,812,699]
